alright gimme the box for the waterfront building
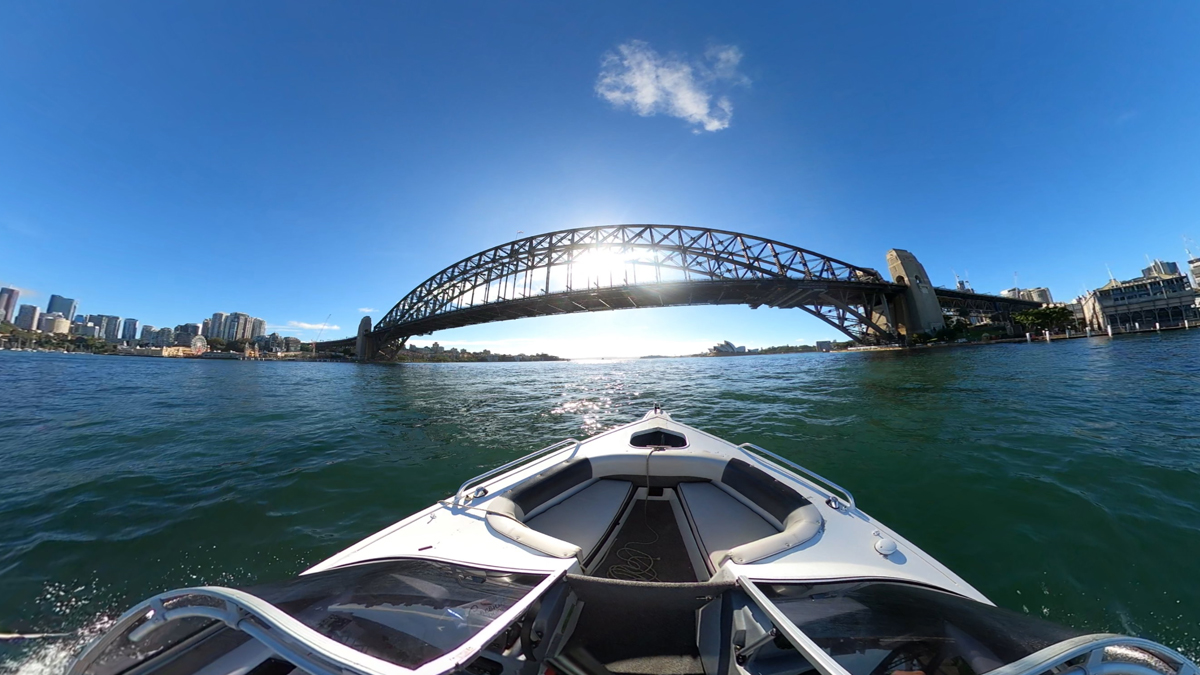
[85,314,106,336]
[201,318,211,337]
[175,323,202,337]
[155,327,175,347]
[102,315,122,342]
[71,322,101,338]
[1188,255,1200,288]
[14,304,40,331]
[259,332,285,352]
[46,295,78,321]
[222,312,250,341]
[140,325,157,342]
[121,318,140,341]
[282,336,302,352]
[210,312,229,339]
[0,287,19,324]
[999,287,1021,299]
[1142,259,1179,278]
[710,340,747,354]
[85,314,123,342]
[1021,287,1053,304]
[38,312,70,334]
[1081,264,1200,330]
[251,317,266,339]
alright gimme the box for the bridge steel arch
[342,225,904,359]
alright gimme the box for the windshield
[74,559,547,675]
[244,559,546,669]
[759,581,1085,675]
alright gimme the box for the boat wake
[0,616,112,675]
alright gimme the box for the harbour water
[1,332,1198,672]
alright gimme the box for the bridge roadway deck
[317,282,1040,353]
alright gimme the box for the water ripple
[1,333,1198,669]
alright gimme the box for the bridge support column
[886,249,946,339]
[355,316,375,361]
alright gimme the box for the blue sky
[3,2,1200,357]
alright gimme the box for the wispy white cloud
[595,40,749,133]
[287,320,341,331]
[358,307,376,313]
[0,283,38,298]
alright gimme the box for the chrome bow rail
[68,587,407,675]
[988,634,1197,675]
[453,438,580,506]
[739,442,856,511]
[739,575,1197,675]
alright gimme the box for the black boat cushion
[721,458,811,525]
[508,457,593,514]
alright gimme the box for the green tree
[207,337,227,351]
[1013,306,1075,331]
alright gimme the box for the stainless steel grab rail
[454,438,580,506]
[739,442,856,511]
[986,633,1197,675]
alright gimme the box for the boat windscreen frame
[736,574,1199,675]
[68,557,572,675]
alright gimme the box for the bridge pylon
[355,316,375,361]
[885,249,946,339]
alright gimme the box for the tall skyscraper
[140,325,157,341]
[201,318,211,336]
[46,295,78,321]
[225,312,251,341]
[121,318,140,341]
[210,313,229,340]
[85,315,107,337]
[99,315,122,342]
[0,287,19,323]
[251,317,266,339]
[14,304,40,331]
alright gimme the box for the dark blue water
[1,332,1198,673]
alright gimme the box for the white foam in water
[0,617,114,675]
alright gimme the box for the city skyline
[5,4,1200,357]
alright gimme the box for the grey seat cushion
[526,479,633,562]
[678,481,779,570]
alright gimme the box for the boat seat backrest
[677,458,825,567]
[720,458,812,527]
[507,457,593,515]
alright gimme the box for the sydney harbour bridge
[316,225,1037,360]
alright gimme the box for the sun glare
[572,246,640,286]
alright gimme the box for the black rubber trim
[717,590,734,675]
[721,459,811,524]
